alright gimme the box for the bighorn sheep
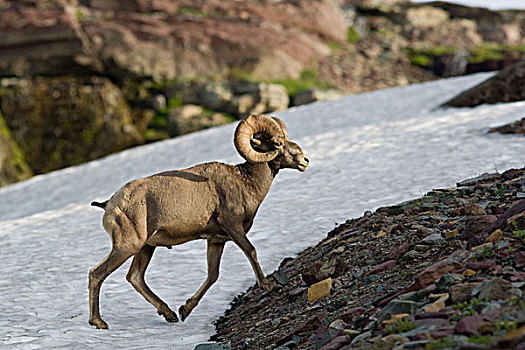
[88,114,309,329]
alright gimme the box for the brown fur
[88,117,309,329]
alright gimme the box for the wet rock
[308,278,332,304]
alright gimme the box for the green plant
[493,184,506,196]
[410,54,432,67]
[385,317,416,334]
[274,68,334,98]
[495,319,517,333]
[76,10,87,23]
[425,336,454,349]
[467,335,493,348]
[452,297,492,311]
[347,26,360,44]
[512,222,525,245]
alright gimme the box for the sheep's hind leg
[126,244,179,323]
[179,240,224,321]
[88,246,137,329]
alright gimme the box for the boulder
[292,88,344,106]
[0,76,143,174]
[443,61,525,107]
[167,105,233,137]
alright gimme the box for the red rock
[467,260,496,270]
[388,242,412,260]
[415,312,450,319]
[454,314,483,335]
[505,271,525,282]
[320,335,351,350]
[430,326,455,338]
[514,251,525,268]
[408,261,463,292]
[369,260,396,275]
[341,307,365,323]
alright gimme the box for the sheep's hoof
[89,318,109,329]
[179,305,189,322]
[158,309,179,323]
[260,279,277,292]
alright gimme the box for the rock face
[0,76,143,174]
[443,61,525,107]
[0,0,346,81]
[0,112,32,186]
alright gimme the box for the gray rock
[422,233,445,244]
[194,343,231,350]
[444,61,525,107]
[292,88,344,106]
[199,83,233,110]
[167,105,232,136]
[350,330,371,345]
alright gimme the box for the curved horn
[234,115,282,163]
[271,116,289,141]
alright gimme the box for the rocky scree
[212,167,525,349]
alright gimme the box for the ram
[88,114,309,329]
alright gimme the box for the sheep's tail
[91,200,108,210]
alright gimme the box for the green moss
[273,68,334,98]
[0,112,32,182]
[410,54,432,67]
[328,41,343,50]
[229,68,259,82]
[347,26,360,44]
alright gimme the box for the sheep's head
[234,115,309,171]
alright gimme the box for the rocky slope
[1,0,525,185]
[212,167,525,349]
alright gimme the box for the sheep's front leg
[222,222,276,292]
[179,240,225,321]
